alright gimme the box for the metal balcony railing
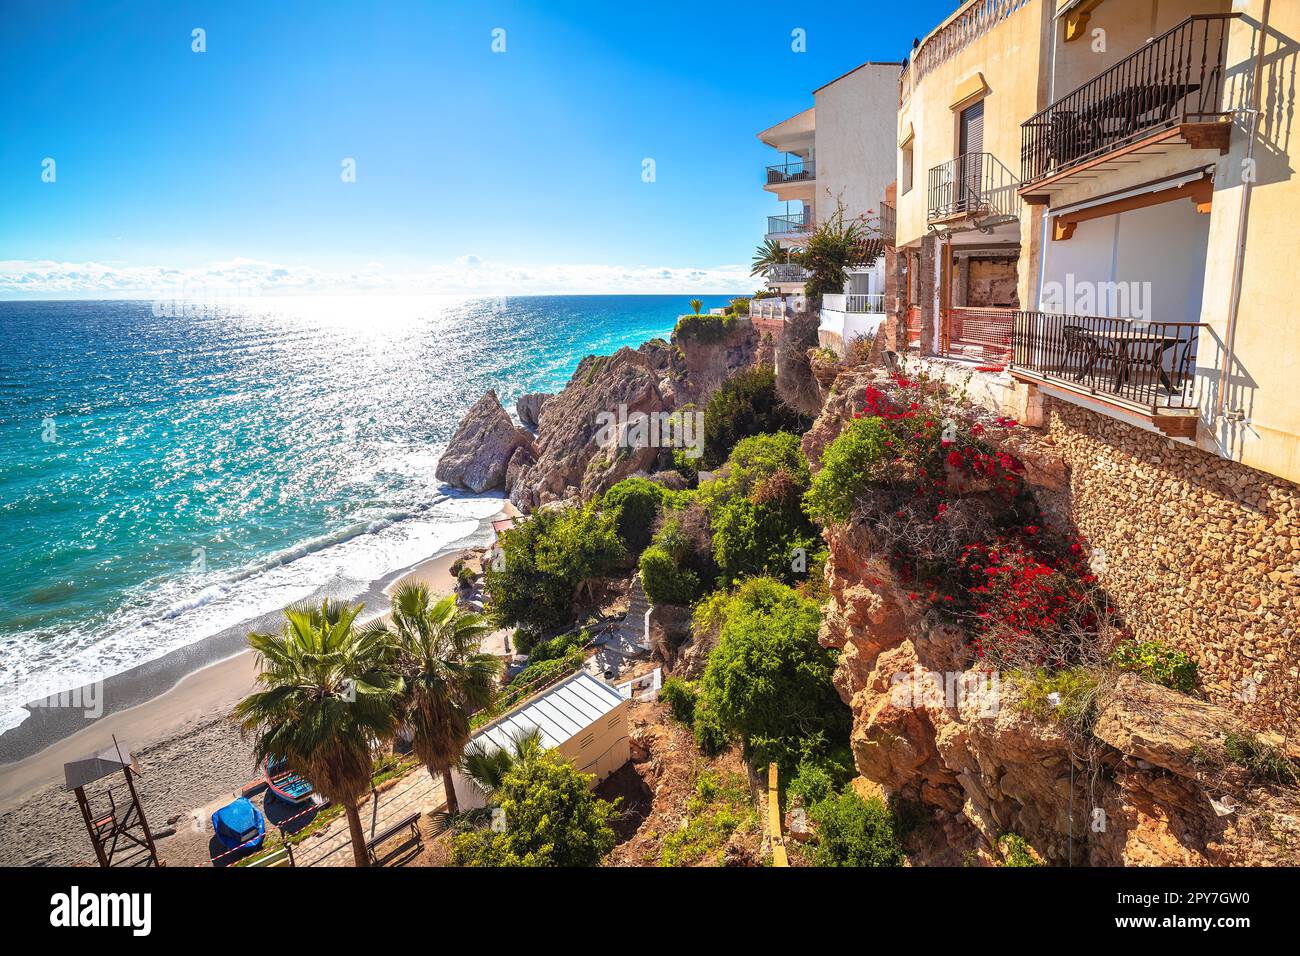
[767,213,812,237]
[766,263,810,283]
[766,159,815,186]
[878,202,897,246]
[1011,312,1204,411]
[823,293,885,314]
[927,152,1021,221]
[1021,14,1238,185]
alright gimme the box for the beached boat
[211,797,265,852]
[263,756,314,805]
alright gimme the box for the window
[901,142,914,196]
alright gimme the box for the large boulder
[436,390,536,493]
[508,343,677,511]
[516,392,549,430]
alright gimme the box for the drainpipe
[1217,0,1271,421]
[1033,7,1060,312]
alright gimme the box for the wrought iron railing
[767,213,811,236]
[766,159,815,185]
[928,152,1021,221]
[1011,312,1204,410]
[878,202,897,245]
[1021,14,1238,184]
[767,263,810,283]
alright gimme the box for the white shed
[450,670,631,811]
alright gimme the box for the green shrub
[702,366,809,467]
[603,477,666,554]
[1223,732,1300,785]
[1108,639,1198,692]
[639,544,702,606]
[673,312,735,344]
[660,676,698,724]
[671,448,700,483]
[698,577,848,773]
[808,791,903,867]
[450,750,618,867]
[803,416,890,524]
[1016,668,1101,734]
[644,498,717,599]
[788,762,836,807]
[729,297,751,317]
[691,696,729,756]
[527,629,589,665]
[998,833,1044,867]
[484,502,625,633]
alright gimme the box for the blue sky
[0,0,954,297]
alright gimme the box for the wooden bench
[366,812,423,867]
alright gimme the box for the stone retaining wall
[1016,397,1299,735]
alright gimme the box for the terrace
[1020,14,1238,196]
[1010,311,1205,435]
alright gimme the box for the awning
[1051,166,1213,218]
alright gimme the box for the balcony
[878,202,897,246]
[824,293,886,314]
[1021,14,1237,189]
[766,263,810,284]
[927,152,1020,224]
[821,294,886,354]
[766,213,813,239]
[1010,311,1204,432]
[766,159,815,186]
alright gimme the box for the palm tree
[751,237,794,277]
[428,727,544,836]
[461,727,544,801]
[689,298,703,315]
[387,583,502,814]
[234,599,402,867]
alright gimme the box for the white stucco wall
[814,63,901,226]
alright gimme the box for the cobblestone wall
[1019,398,1300,736]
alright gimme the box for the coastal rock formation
[435,390,536,493]
[668,317,760,407]
[506,342,678,511]
[516,392,549,430]
[811,364,1300,866]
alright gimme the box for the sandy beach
[0,502,517,866]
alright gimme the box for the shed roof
[64,743,139,791]
[474,671,624,753]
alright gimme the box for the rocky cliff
[434,390,536,493]
[439,318,759,510]
[810,366,1300,866]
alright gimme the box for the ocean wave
[0,492,504,732]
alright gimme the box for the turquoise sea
[0,294,734,733]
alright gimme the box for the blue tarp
[211,797,266,851]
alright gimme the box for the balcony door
[958,100,984,213]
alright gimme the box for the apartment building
[754,62,900,352]
[890,0,1299,486]
[883,0,1299,731]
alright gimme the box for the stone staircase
[585,574,652,679]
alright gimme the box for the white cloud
[0,256,753,298]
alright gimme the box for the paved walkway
[295,766,445,867]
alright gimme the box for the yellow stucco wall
[895,0,1052,268]
[1197,0,1300,484]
